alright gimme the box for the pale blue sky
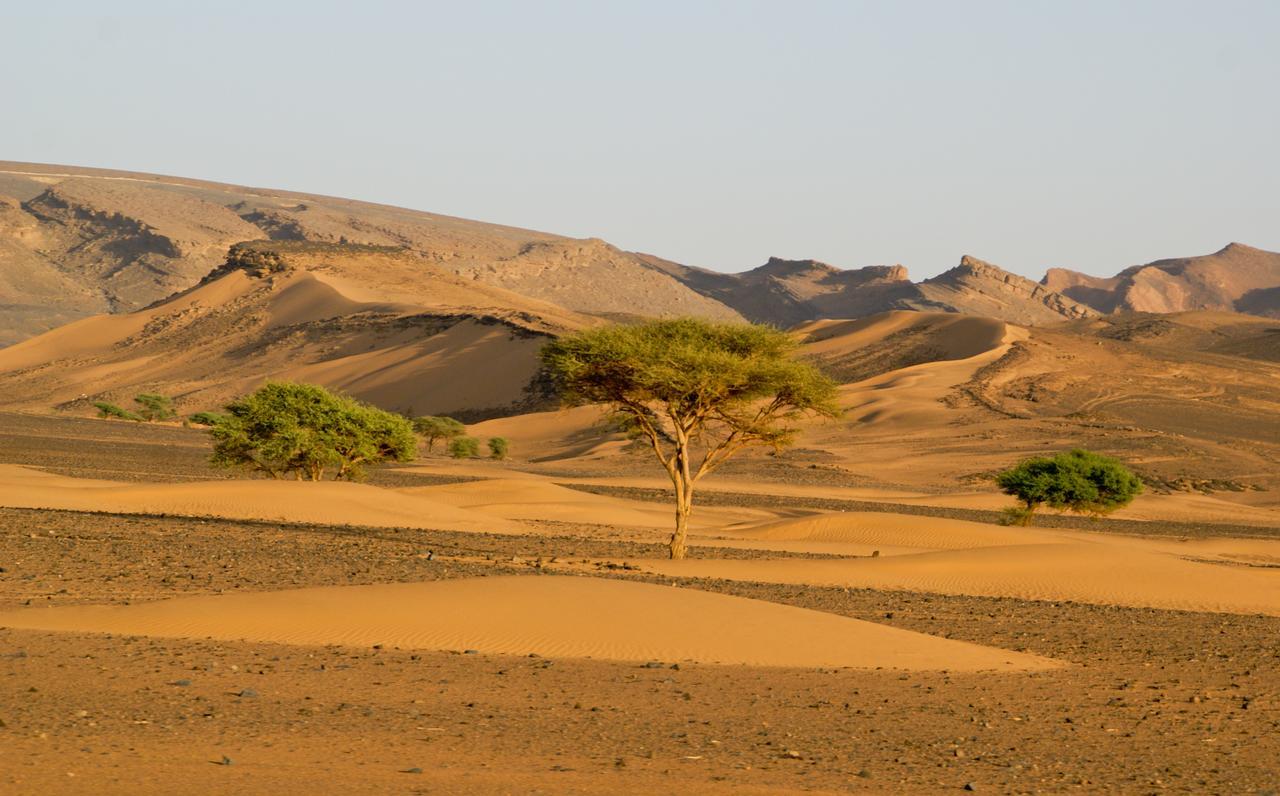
[4,1,1277,278]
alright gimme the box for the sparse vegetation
[488,436,509,460]
[93,401,142,421]
[133,393,175,422]
[187,411,225,427]
[208,382,416,481]
[413,415,466,452]
[542,318,840,559]
[996,449,1144,525]
[448,436,481,459]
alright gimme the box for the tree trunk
[668,430,695,559]
[669,481,693,559]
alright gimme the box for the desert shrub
[996,449,1143,524]
[412,415,466,452]
[208,382,416,481]
[542,318,839,559]
[133,393,175,422]
[488,436,509,460]
[188,411,225,427]
[94,401,142,421]
[448,436,481,459]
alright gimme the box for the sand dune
[468,405,626,462]
[718,512,1053,552]
[638,541,1280,617]
[407,477,773,529]
[0,464,521,534]
[0,575,1058,671]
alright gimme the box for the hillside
[7,162,1273,346]
[1043,242,1280,317]
[0,241,597,418]
[0,162,738,345]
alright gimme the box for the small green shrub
[94,401,142,421]
[133,393,175,422]
[188,411,225,427]
[448,436,481,459]
[996,449,1143,523]
[488,437,509,460]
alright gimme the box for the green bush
[94,401,142,422]
[996,449,1143,524]
[448,436,481,459]
[133,393,175,422]
[208,382,416,481]
[412,415,466,452]
[188,411,225,427]
[488,436,509,460]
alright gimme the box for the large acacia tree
[542,319,840,559]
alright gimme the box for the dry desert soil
[0,413,1278,794]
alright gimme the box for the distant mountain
[0,162,737,345]
[650,254,1096,327]
[3,162,1276,355]
[638,255,916,327]
[1043,243,1280,317]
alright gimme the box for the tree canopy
[208,382,416,481]
[541,318,840,558]
[996,448,1143,524]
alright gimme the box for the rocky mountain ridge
[2,162,1278,347]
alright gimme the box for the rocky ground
[0,414,1278,793]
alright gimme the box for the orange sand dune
[639,541,1280,617]
[0,465,521,534]
[406,477,774,529]
[0,576,1058,671]
[716,512,1054,552]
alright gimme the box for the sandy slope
[0,465,521,534]
[406,477,773,529]
[0,575,1057,671]
[638,541,1280,617]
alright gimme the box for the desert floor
[1,413,1278,794]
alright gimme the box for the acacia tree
[413,415,466,452]
[209,382,416,481]
[996,449,1143,525]
[542,319,840,559]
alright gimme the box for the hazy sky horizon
[4,1,1278,279]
